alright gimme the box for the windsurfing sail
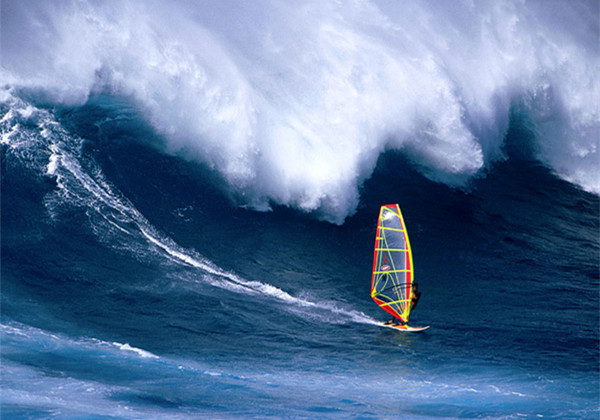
[371,204,415,323]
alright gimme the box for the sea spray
[3,0,598,222]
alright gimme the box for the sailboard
[380,323,430,332]
[371,204,429,332]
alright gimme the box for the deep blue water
[2,1,599,418]
[1,92,598,419]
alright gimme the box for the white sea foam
[0,322,206,419]
[112,342,159,359]
[1,322,159,361]
[140,226,377,325]
[3,0,598,223]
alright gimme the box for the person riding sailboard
[371,204,429,332]
[383,282,421,326]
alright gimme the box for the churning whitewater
[2,0,599,418]
[2,0,598,223]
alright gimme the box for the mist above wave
[2,0,598,223]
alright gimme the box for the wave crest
[3,0,598,222]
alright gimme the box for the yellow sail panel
[370,204,414,322]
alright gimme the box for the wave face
[2,0,598,223]
[1,86,599,417]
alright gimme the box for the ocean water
[1,1,599,418]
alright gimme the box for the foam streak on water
[1,90,375,326]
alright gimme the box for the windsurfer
[411,283,421,310]
[384,284,421,326]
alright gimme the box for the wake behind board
[380,323,430,332]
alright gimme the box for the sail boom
[373,269,410,274]
[377,299,411,307]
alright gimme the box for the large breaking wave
[2,0,598,223]
[1,91,377,326]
